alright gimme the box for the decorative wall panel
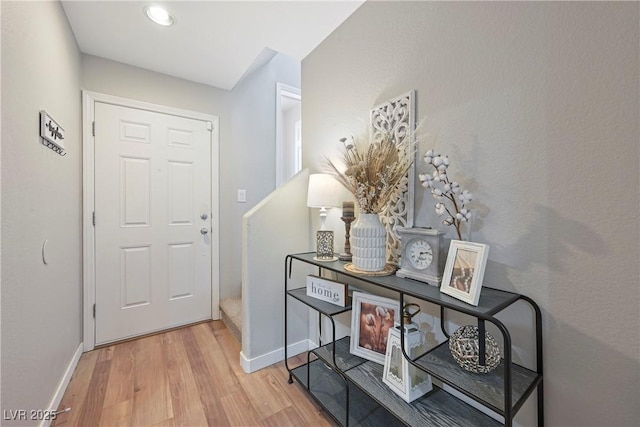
[370,90,416,265]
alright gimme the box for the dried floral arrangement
[419,150,473,240]
[325,132,416,214]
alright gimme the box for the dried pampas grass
[325,131,416,214]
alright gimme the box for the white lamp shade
[307,174,342,208]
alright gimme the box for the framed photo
[440,240,490,306]
[350,291,399,364]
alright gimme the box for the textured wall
[302,2,639,426]
[1,1,82,423]
[82,54,231,121]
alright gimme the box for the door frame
[82,91,220,351]
[275,83,301,187]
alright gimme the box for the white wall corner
[241,169,310,367]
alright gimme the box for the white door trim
[82,90,220,351]
[275,83,301,187]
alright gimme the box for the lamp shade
[307,174,342,208]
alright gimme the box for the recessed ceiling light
[144,5,175,26]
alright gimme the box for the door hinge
[92,211,96,226]
[92,121,95,137]
[206,121,213,132]
[93,304,96,319]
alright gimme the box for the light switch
[237,189,247,203]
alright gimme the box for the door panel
[94,102,212,344]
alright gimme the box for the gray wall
[1,1,83,423]
[223,53,300,300]
[302,2,639,426]
[82,54,231,123]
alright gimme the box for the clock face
[407,239,433,270]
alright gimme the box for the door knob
[200,227,209,235]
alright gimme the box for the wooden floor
[52,321,335,427]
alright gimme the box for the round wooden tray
[344,263,396,276]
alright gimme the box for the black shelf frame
[284,252,544,427]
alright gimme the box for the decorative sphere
[449,325,501,374]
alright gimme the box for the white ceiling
[61,1,364,90]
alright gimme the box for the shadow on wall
[543,315,639,426]
[500,205,607,275]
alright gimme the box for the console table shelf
[415,342,542,415]
[284,252,543,427]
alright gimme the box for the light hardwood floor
[52,321,335,427]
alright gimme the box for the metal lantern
[383,305,432,403]
[449,325,501,374]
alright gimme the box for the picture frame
[440,240,490,306]
[350,291,399,364]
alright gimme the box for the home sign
[306,275,348,307]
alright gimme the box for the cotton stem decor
[419,150,474,240]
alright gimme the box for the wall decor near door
[39,110,67,156]
[370,90,416,265]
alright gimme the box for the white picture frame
[440,240,490,306]
[350,291,399,364]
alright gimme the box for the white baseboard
[240,339,312,373]
[40,342,83,427]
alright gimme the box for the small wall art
[39,110,66,156]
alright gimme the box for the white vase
[351,213,387,271]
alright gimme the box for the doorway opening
[275,83,302,187]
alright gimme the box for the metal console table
[284,252,543,427]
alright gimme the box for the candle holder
[339,215,355,261]
[316,230,335,261]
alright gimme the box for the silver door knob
[200,227,209,235]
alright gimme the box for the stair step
[220,297,241,343]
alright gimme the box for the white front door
[94,102,212,345]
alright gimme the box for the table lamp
[307,174,341,261]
